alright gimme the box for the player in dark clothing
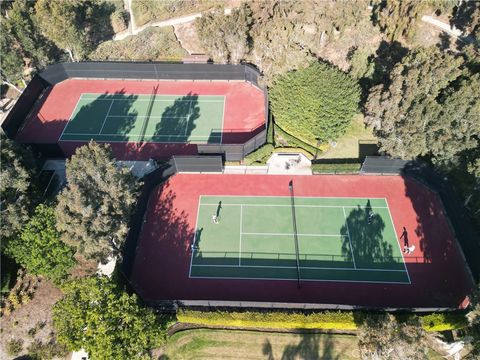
[400,227,409,252]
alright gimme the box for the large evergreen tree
[55,142,139,262]
[53,276,165,359]
[270,62,360,146]
[365,47,479,161]
[6,205,74,284]
[0,135,39,244]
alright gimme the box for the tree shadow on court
[65,90,140,141]
[262,332,347,360]
[340,200,395,268]
[154,92,200,142]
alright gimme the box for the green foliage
[53,276,166,359]
[358,313,429,360]
[6,338,23,356]
[420,312,468,332]
[178,309,357,330]
[6,205,74,283]
[365,47,480,162]
[27,340,69,360]
[0,134,39,244]
[132,0,217,27]
[311,163,361,174]
[55,142,139,262]
[196,3,252,64]
[372,0,428,42]
[273,124,318,155]
[270,62,360,146]
[90,26,187,61]
[244,144,274,165]
[35,0,116,61]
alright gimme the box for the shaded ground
[0,278,65,359]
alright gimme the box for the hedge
[244,144,274,165]
[178,309,357,330]
[273,124,320,156]
[311,162,361,174]
[177,309,468,332]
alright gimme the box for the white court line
[188,274,411,285]
[105,115,189,118]
[342,207,357,269]
[80,98,224,103]
[98,100,115,134]
[220,95,226,144]
[385,198,412,284]
[62,132,220,138]
[189,196,203,278]
[241,232,347,237]
[191,263,407,272]
[239,205,243,266]
[201,203,388,209]
[200,195,388,200]
[58,95,85,141]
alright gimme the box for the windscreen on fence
[1,75,48,139]
[361,156,409,174]
[171,155,223,173]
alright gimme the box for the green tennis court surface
[60,93,225,143]
[190,196,410,284]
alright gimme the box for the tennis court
[59,92,225,144]
[190,195,410,284]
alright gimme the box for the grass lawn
[161,329,445,360]
[318,114,377,160]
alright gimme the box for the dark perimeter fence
[2,61,267,160]
[362,156,479,284]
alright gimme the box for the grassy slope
[163,328,445,360]
[89,26,187,61]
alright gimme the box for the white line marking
[385,198,412,284]
[62,132,220,138]
[189,195,203,278]
[80,98,224,103]
[201,203,388,209]
[98,99,115,134]
[239,205,243,266]
[200,195,388,201]
[342,207,356,269]
[191,263,407,272]
[188,275,411,285]
[220,95,226,144]
[58,95,85,141]
[241,232,347,237]
[105,115,189,118]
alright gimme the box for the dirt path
[113,7,232,41]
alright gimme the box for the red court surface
[129,174,473,310]
[15,79,265,160]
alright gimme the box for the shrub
[244,144,274,165]
[177,309,357,330]
[273,124,319,155]
[311,162,361,174]
[27,340,69,360]
[6,338,23,356]
[419,312,468,331]
[270,62,360,147]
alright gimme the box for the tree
[365,47,479,161]
[372,0,428,43]
[35,0,114,61]
[465,285,480,359]
[270,62,360,146]
[55,142,139,262]
[0,135,38,244]
[196,4,252,64]
[53,276,165,359]
[6,205,74,283]
[358,313,429,359]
